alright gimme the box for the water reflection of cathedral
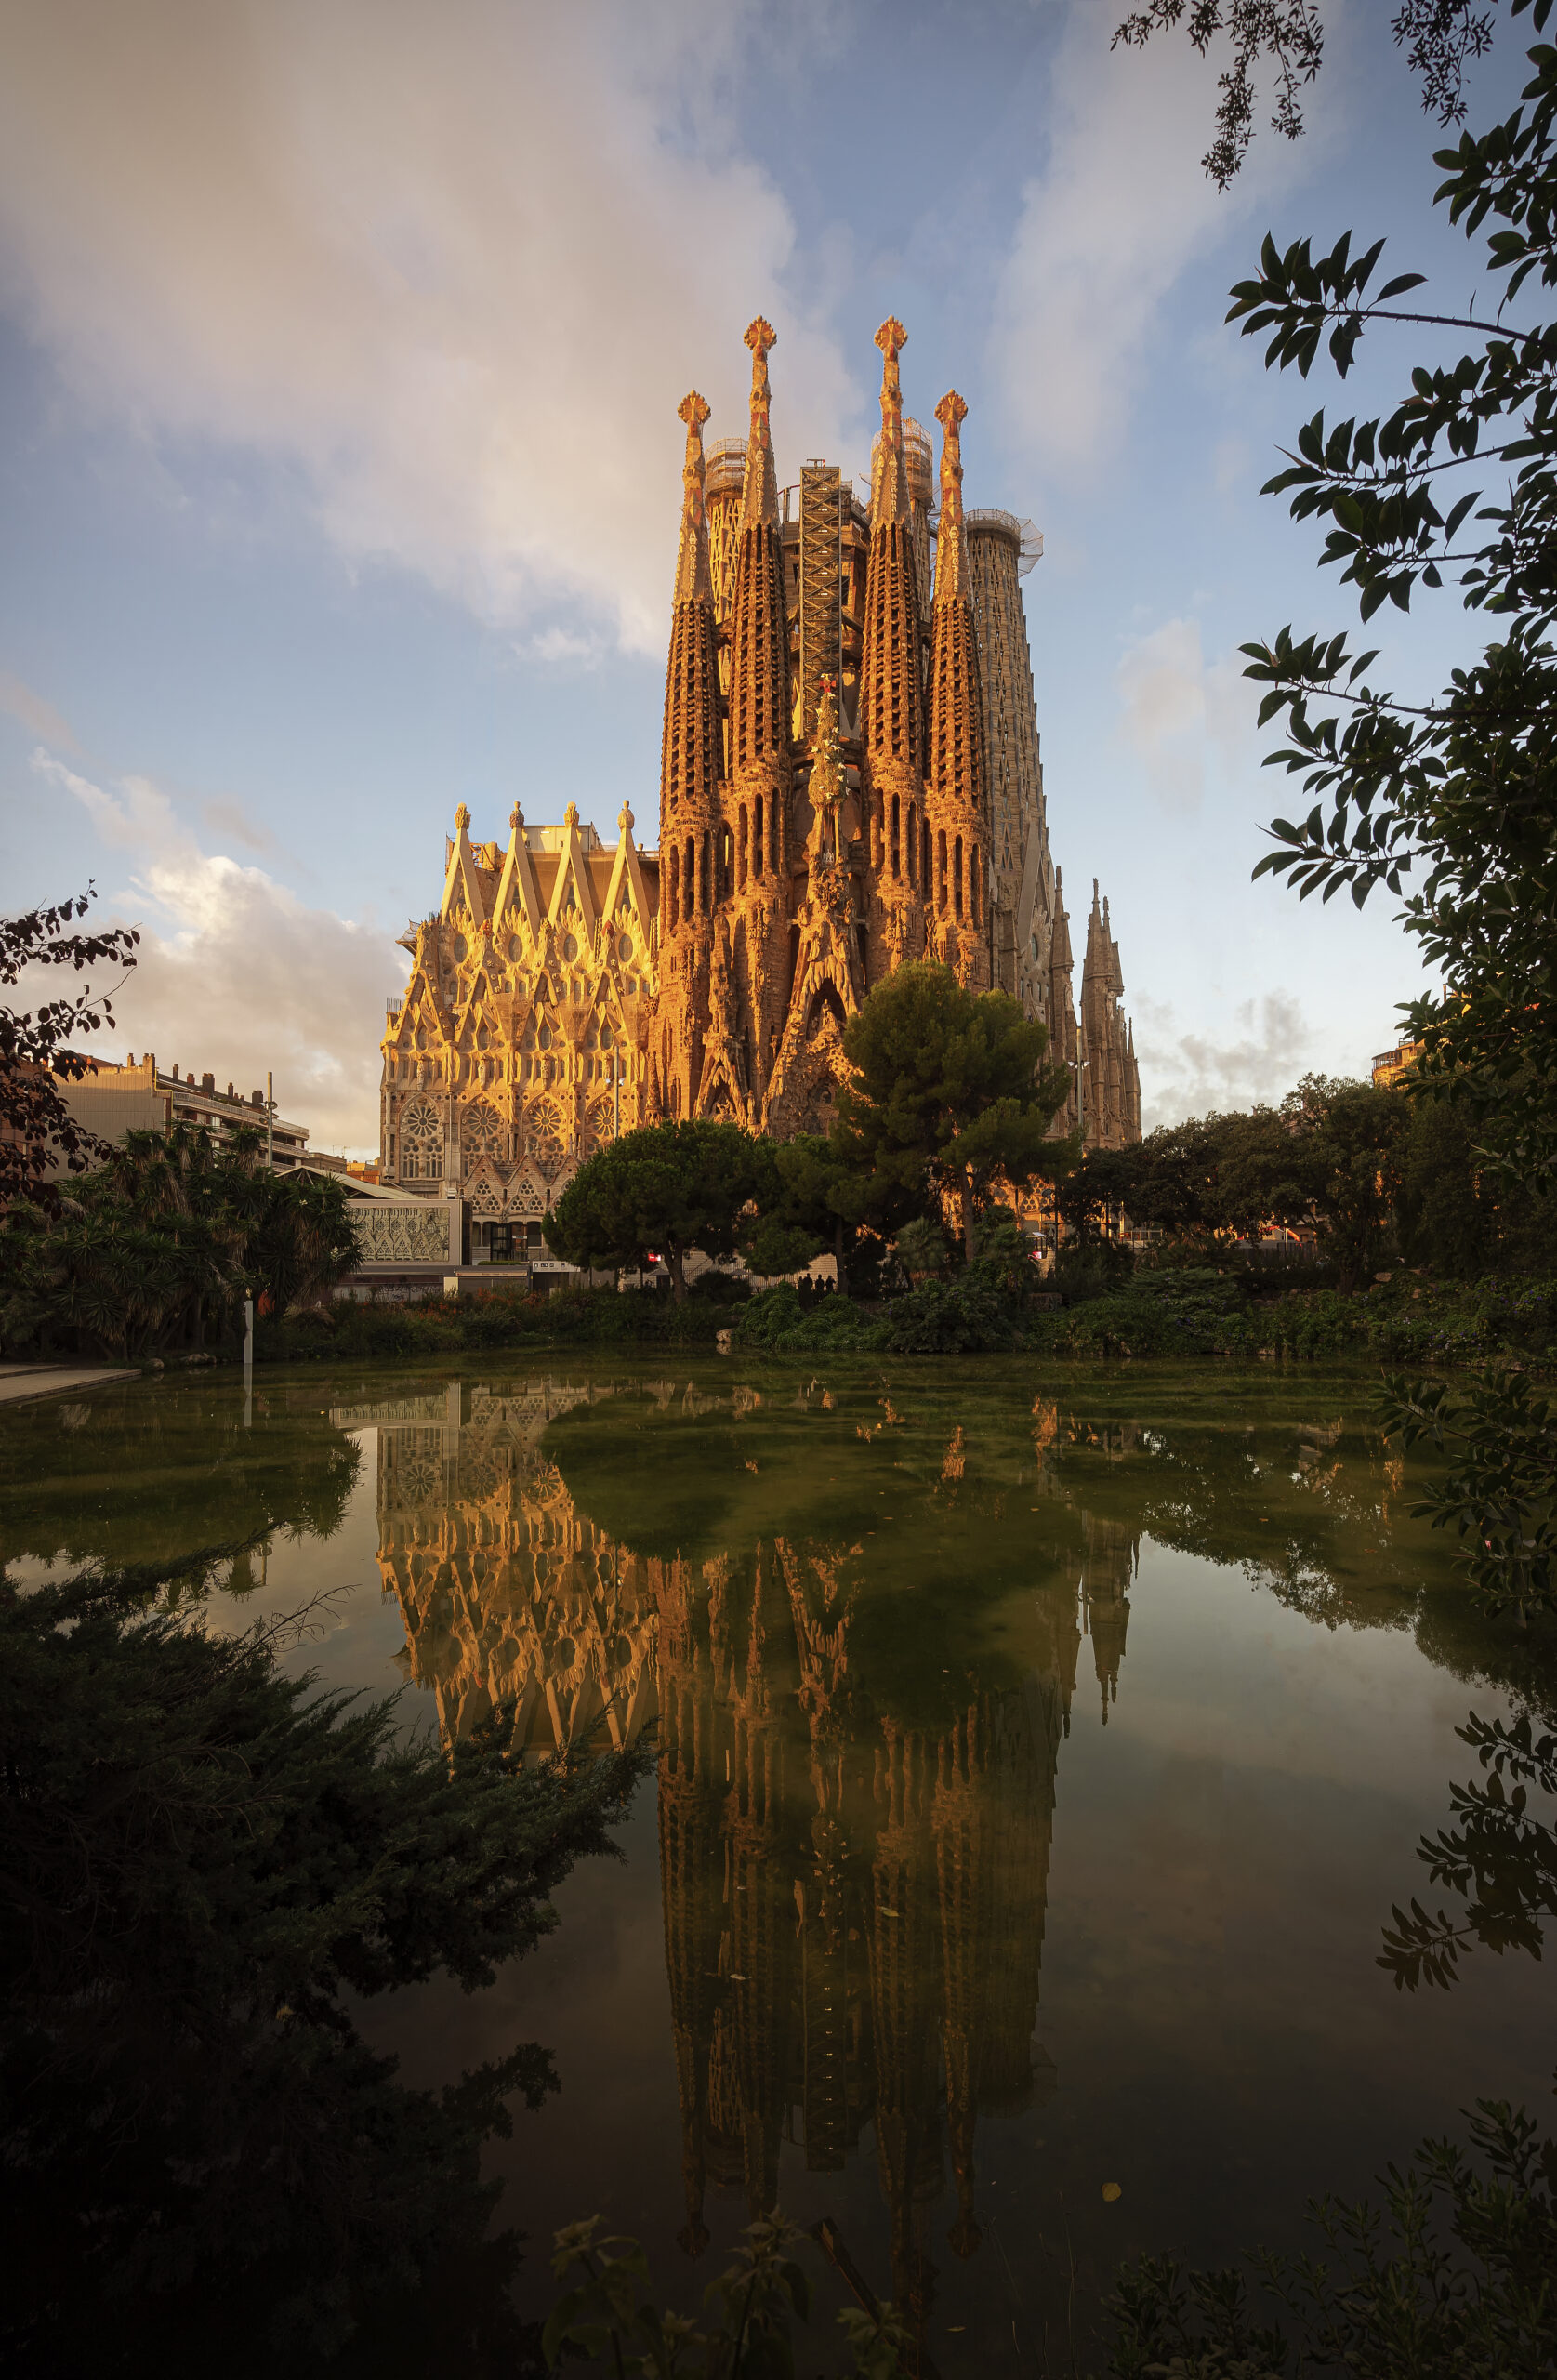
[335,1381,1136,2356]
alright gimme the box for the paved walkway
[0,1362,139,1407]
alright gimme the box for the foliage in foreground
[544,2213,912,2379]
[1109,2090,1557,2380]
[1384,1366,1557,1620]
[0,1557,649,2376]
[544,2092,1557,2380]
[0,1124,362,1361]
[0,887,139,1211]
[1381,1708,1557,1988]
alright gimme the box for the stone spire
[739,315,780,531]
[657,390,724,1122]
[720,316,793,1115]
[869,315,912,530]
[671,389,714,610]
[1080,881,1141,1149]
[859,319,927,977]
[728,317,790,784]
[931,389,970,606]
[924,391,989,990]
[661,390,721,833]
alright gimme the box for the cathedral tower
[859,318,929,984]
[383,314,1145,1214]
[655,390,722,1118]
[966,509,1053,1012]
[1080,881,1141,1148]
[924,391,991,993]
[706,317,796,1120]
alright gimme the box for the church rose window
[400,1099,442,1181]
[461,1102,506,1177]
[527,1104,567,1176]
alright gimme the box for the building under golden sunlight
[378,319,1141,1233]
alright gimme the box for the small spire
[870,317,910,528]
[564,800,580,827]
[455,803,471,831]
[618,801,634,836]
[740,318,779,531]
[932,390,969,607]
[508,802,522,831]
[672,390,715,610]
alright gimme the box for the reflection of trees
[356,1370,1557,2369]
[0,1378,361,1578]
[358,1378,1119,2377]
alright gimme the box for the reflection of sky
[4,1360,1551,2373]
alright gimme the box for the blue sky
[0,0,1530,1154]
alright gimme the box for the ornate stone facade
[378,319,1140,1203]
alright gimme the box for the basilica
[378,318,1141,1222]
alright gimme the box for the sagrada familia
[379,319,1141,1221]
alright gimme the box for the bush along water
[727,1259,1557,1367]
[256,1279,735,1363]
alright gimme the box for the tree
[0,1125,363,1361]
[0,1553,649,2374]
[1057,1142,1152,1245]
[544,2213,912,2378]
[1113,1,1522,191]
[1398,1093,1494,1274]
[1128,11,1557,1620]
[757,1129,915,1299]
[546,1120,778,1302]
[1107,2088,1557,2377]
[0,889,139,1212]
[1380,1705,1557,1986]
[834,963,1076,1263]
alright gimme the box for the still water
[3,1359,1553,2373]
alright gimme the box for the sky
[0,0,1531,1156]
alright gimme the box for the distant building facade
[1372,1036,1423,1090]
[54,1053,311,1172]
[379,317,1141,1225]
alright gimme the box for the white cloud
[988,3,1309,472]
[1115,615,1252,813]
[1134,988,1313,1127]
[33,752,400,1156]
[0,0,861,655]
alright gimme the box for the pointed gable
[441,803,490,926]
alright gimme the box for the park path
[0,1361,139,1407]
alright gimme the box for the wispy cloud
[988,3,1309,475]
[201,794,277,855]
[0,670,77,750]
[1114,615,1251,814]
[1134,987,1314,1127]
[33,751,399,1154]
[0,0,861,656]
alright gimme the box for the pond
[4,1357,1553,2373]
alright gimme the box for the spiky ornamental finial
[933,390,970,607]
[740,317,779,531]
[870,317,911,528]
[672,390,714,610]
